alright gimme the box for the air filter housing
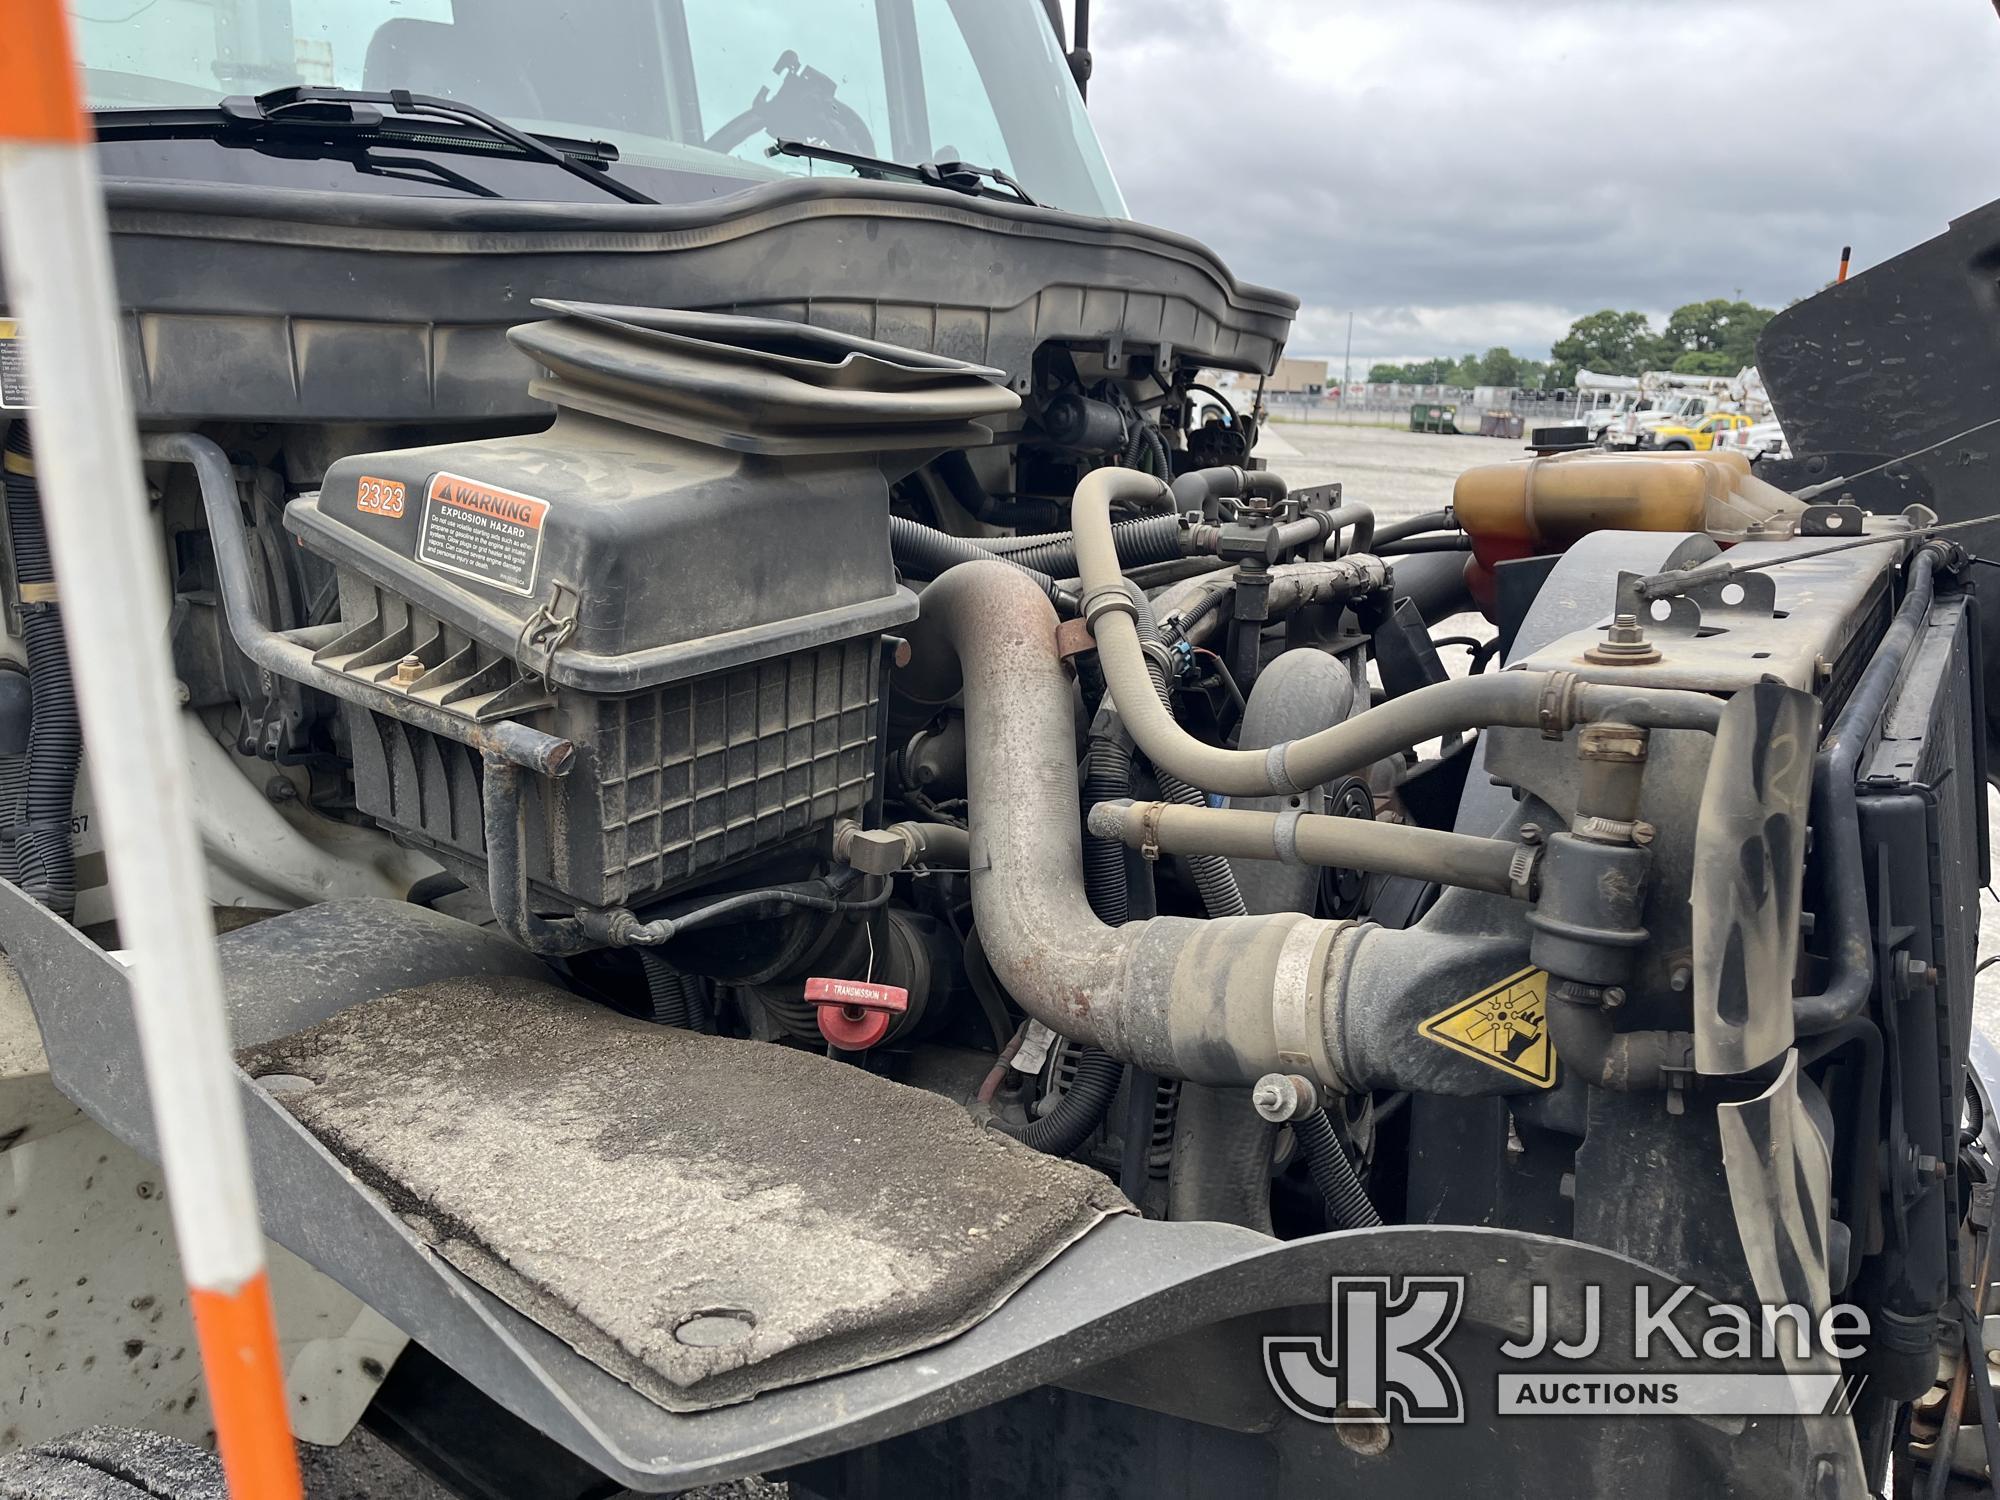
[288,301,1017,909]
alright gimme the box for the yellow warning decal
[1418,966,1556,1088]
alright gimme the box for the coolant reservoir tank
[1452,451,1804,612]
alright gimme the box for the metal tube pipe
[1087,799,1526,898]
[142,432,575,779]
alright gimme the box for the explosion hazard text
[416,471,550,597]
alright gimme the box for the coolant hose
[1,426,81,918]
[1073,468,1723,797]
[1170,465,1287,522]
[1372,509,1455,548]
[1294,1110,1382,1229]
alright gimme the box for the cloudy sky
[1077,1,1999,367]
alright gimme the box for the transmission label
[1418,967,1556,1088]
[417,471,548,596]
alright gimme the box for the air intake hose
[2,425,81,918]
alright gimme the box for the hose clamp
[1573,814,1638,846]
[1508,845,1540,902]
[1264,741,1305,796]
[1270,918,1348,1092]
[1538,670,1580,739]
[1137,801,1166,862]
[1081,577,1142,629]
[1139,636,1180,681]
[1271,806,1304,865]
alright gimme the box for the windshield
[71,0,1127,216]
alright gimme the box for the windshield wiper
[767,139,1037,208]
[199,86,658,206]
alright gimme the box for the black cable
[1294,1111,1382,1229]
[1372,509,1455,547]
[1,425,81,919]
[1019,1046,1122,1156]
[1376,533,1472,556]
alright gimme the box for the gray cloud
[1080,0,2000,360]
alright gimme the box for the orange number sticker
[356,475,406,518]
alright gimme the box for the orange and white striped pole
[0,7,303,1497]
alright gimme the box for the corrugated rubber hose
[982,512,1185,577]
[2,425,80,918]
[639,950,711,1031]
[1019,1045,1124,1156]
[1293,1110,1382,1229]
[892,514,1186,588]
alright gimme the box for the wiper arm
[767,139,1038,207]
[215,86,658,206]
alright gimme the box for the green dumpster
[1409,402,1457,434]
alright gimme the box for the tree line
[1364,299,1775,391]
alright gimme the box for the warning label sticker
[0,321,31,410]
[1418,966,1556,1088]
[417,471,549,596]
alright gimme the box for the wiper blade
[767,139,1037,207]
[209,86,657,206]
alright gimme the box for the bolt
[1631,821,1657,847]
[392,654,425,688]
[1668,964,1693,993]
[263,776,298,804]
[1815,655,1833,684]
[1518,822,1544,846]
[1601,986,1627,1010]
[1252,1072,1320,1123]
[1333,1407,1391,1457]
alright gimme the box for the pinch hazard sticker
[1419,966,1556,1088]
[417,471,549,597]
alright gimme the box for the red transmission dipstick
[806,976,910,1050]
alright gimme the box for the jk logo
[1265,1276,1466,1424]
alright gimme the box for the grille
[588,639,882,900]
[340,629,884,910]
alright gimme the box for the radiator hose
[1,425,81,918]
